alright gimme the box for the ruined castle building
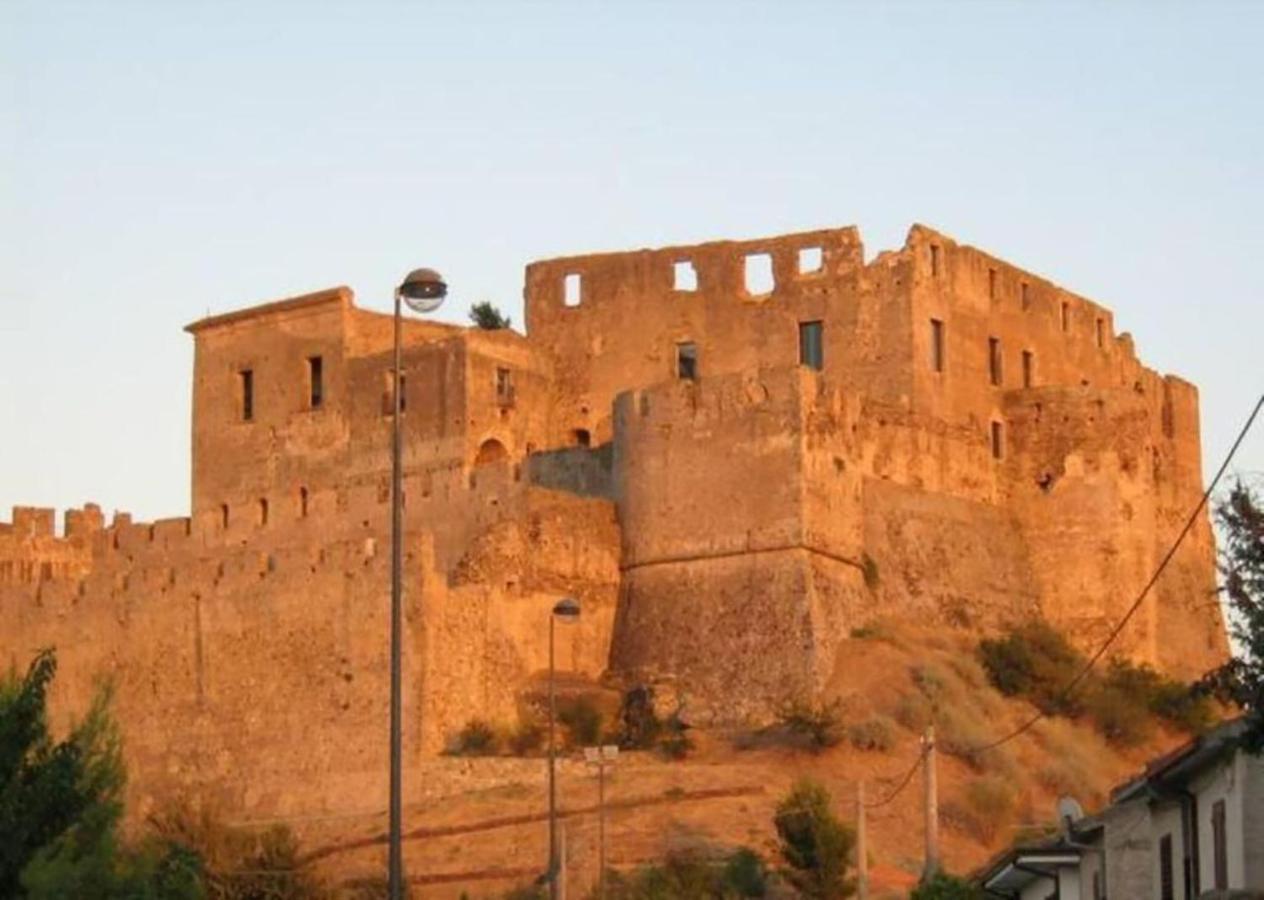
[0,224,1227,819]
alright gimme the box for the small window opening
[799,321,824,371]
[744,253,774,295]
[798,247,823,274]
[563,273,582,307]
[676,342,698,380]
[1022,350,1035,388]
[307,356,323,409]
[988,268,997,299]
[258,498,268,526]
[1061,301,1070,332]
[239,369,254,421]
[1212,799,1227,890]
[930,244,940,276]
[930,319,945,373]
[383,370,406,414]
[474,438,508,467]
[673,260,697,292]
[990,421,1005,460]
[572,428,591,448]
[1159,833,1174,900]
[1020,281,1030,310]
[988,337,1003,386]
[299,487,309,518]
[1096,317,1105,348]
[220,503,230,529]
[495,367,515,406]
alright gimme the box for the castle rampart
[0,221,1229,835]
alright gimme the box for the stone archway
[474,438,509,467]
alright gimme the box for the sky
[1,0,1262,524]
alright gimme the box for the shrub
[978,620,1086,716]
[910,871,985,899]
[508,718,544,756]
[776,698,843,751]
[558,696,603,748]
[911,664,949,705]
[1100,658,1217,735]
[893,693,933,733]
[450,719,499,756]
[846,716,897,752]
[616,686,662,750]
[659,712,694,761]
[774,779,856,899]
[722,848,769,898]
[605,849,767,899]
[468,301,512,330]
[944,776,1015,844]
[1085,682,1152,747]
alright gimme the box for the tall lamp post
[548,596,581,900]
[389,267,447,900]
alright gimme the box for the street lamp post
[389,267,447,900]
[548,597,581,900]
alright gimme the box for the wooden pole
[922,726,939,881]
[856,780,868,900]
[598,755,607,900]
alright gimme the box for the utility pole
[558,820,568,900]
[922,726,939,881]
[856,780,868,900]
[584,744,618,900]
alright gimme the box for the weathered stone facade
[0,223,1227,823]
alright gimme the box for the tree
[469,301,511,330]
[773,779,855,899]
[1204,480,1264,752]
[0,649,201,899]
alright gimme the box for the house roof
[1111,718,1247,804]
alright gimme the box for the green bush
[508,718,544,756]
[604,849,767,899]
[450,719,499,756]
[558,696,603,748]
[659,712,694,761]
[977,620,1086,716]
[846,716,897,752]
[774,780,856,899]
[942,776,1014,844]
[1085,682,1152,747]
[910,871,985,899]
[776,698,843,751]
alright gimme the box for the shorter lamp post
[548,597,581,900]
[583,744,620,900]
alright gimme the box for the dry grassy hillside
[279,619,1205,899]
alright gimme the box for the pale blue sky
[2,1,1261,523]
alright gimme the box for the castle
[0,223,1228,827]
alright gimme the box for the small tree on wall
[469,301,511,330]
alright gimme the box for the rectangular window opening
[988,337,1003,386]
[744,252,774,295]
[495,367,515,406]
[676,341,698,380]
[798,246,823,274]
[799,321,824,371]
[1061,301,1071,332]
[299,487,309,518]
[990,421,1005,460]
[258,498,268,526]
[1159,833,1174,900]
[382,370,407,414]
[239,369,254,421]
[1022,350,1035,388]
[673,260,697,292]
[1021,281,1030,310]
[930,244,940,276]
[563,273,582,307]
[307,356,323,409]
[930,319,945,373]
[1096,317,1106,348]
[988,268,997,299]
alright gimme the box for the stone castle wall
[0,221,1229,831]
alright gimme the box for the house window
[990,421,1005,460]
[495,367,515,406]
[220,503,230,529]
[1159,833,1174,900]
[572,428,591,448]
[673,260,697,292]
[299,487,309,518]
[988,337,1003,386]
[258,498,268,526]
[563,273,581,307]
[930,244,940,276]
[798,246,823,273]
[930,319,945,372]
[1022,350,1035,388]
[239,369,254,421]
[988,268,997,299]
[1212,799,1228,890]
[1096,317,1106,348]
[676,342,698,380]
[1061,301,1071,332]
[307,356,323,409]
[1021,282,1030,310]
[799,321,824,371]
